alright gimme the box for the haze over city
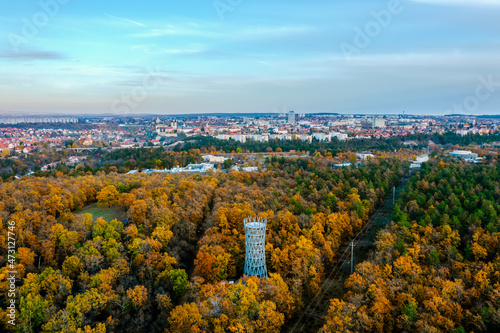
[1,0,500,115]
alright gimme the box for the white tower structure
[243,216,268,278]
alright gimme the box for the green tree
[223,159,235,169]
[169,269,189,297]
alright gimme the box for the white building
[329,119,355,126]
[167,163,216,174]
[449,150,482,163]
[373,118,386,128]
[233,135,247,143]
[215,134,247,143]
[449,150,478,160]
[313,133,330,142]
[410,154,429,169]
[357,152,374,160]
[203,155,229,163]
[269,134,292,141]
[334,162,352,168]
[248,134,269,142]
[295,134,312,143]
[288,111,296,125]
[232,166,259,172]
[330,132,348,141]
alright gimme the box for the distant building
[449,150,482,163]
[288,111,296,125]
[357,152,374,160]
[150,140,161,146]
[410,154,429,169]
[330,132,348,141]
[83,134,93,146]
[0,117,78,124]
[120,141,135,148]
[67,156,84,165]
[329,119,355,126]
[242,167,259,172]
[212,132,347,144]
[449,150,478,160]
[295,134,312,143]
[248,134,269,142]
[373,118,386,128]
[168,163,215,174]
[312,133,330,142]
[403,141,419,147]
[334,162,352,168]
[215,134,246,143]
[137,163,216,175]
[232,166,259,172]
[156,125,177,138]
[203,155,229,164]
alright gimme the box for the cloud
[107,14,145,27]
[130,22,316,41]
[163,48,205,55]
[0,50,66,60]
[258,61,275,67]
[235,25,317,40]
[131,24,213,38]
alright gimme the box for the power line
[289,177,406,332]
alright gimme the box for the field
[74,203,127,222]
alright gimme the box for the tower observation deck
[243,216,268,278]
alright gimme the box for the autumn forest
[0,146,499,332]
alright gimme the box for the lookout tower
[243,216,268,278]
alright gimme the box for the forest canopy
[0,155,404,332]
[1,150,499,332]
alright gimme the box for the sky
[0,0,500,116]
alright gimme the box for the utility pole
[351,241,354,274]
[393,186,396,205]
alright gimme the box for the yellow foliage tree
[169,303,206,333]
[126,285,148,308]
[97,185,119,207]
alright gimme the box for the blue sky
[1,0,500,115]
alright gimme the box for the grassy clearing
[75,203,127,222]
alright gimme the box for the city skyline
[1,0,500,115]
